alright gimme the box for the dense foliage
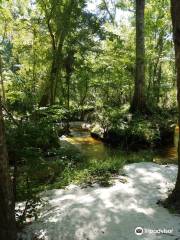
[0,0,178,227]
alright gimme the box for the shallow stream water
[60,125,179,164]
[155,125,178,164]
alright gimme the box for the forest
[1,0,180,239]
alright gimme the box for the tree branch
[102,0,115,24]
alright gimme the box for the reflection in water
[61,128,123,161]
[155,125,178,164]
[60,126,179,164]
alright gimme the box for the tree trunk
[64,50,74,134]
[64,72,71,134]
[130,0,147,113]
[32,27,37,95]
[0,55,5,102]
[152,31,164,86]
[166,0,180,208]
[39,37,65,107]
[0,98,17,240]
[155,64,162,105]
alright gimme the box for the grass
[15,146,155,224]
[41,149,154,190]
[16,146,155,202]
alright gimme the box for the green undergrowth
[92,106,177,149]
[13,129,154,225]
[6,112,155,224]
[5,112,155,203]
[68,150,154,187]
[16,148,154,202]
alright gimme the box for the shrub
[31,105,68,123]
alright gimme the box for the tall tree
[0,98,17,240]
[130,0,147,113]
[39,0,86,106]
[166,0,180,208]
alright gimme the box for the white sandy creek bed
[18,162,180,240]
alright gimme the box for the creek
[60,124,179,164]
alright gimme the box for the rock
[90,124,104,140]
